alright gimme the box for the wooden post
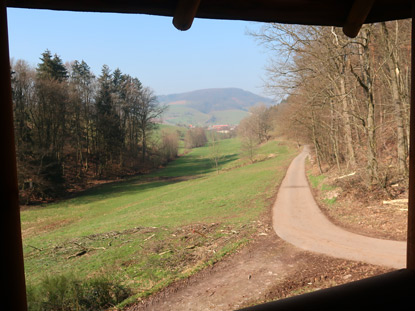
[343,0,375,38]
[0,1,28,310]
[173,0,201,31]
[408,2,415,270]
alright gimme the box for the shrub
[27,274,131,311]
[184,127,207,148]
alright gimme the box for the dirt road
[272,146,406,269]
[128,235,298,311]
[126,227,390,311]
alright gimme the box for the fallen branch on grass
[193,229,208,238]
[158,250,172,256]
[67,250,87,259]
[67,244,106,259]
[28,245,42,251]
[185,244,198,250]
[144,234,156,241]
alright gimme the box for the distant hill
[158,88,274,126]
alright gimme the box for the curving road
[272,146,406,269]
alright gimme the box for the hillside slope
[159,88,273,126]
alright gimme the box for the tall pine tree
[94,65,123,176]
[36,50,68,81]
[69,60,95,176]
[31,50,69,197]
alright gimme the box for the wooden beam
[0,1,28,310]
[173,0,201,31]
[240,269,415,310]
[407,2,415,270]
[343,0,375,38]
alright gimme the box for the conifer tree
[69,60,95,176]
[94,65,123,175]
[36,49,68,81]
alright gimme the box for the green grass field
[163,105,249,126]
[22,138,297,308]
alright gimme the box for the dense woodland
[11,50,174,203]
[248,20,412,195]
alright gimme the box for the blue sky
[7,8,271,97]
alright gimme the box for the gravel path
[272,146,406,269]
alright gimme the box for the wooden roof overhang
[4,0,411,24]
[4,0,413,36]
[1,1,415,310]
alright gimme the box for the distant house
[209,124,230,132]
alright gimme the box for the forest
[11,50,173,203]
[250,20,412,196]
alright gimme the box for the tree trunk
[339,75,356,168]
[142,129,147,162]
[311,108,323,174]
[366,91,378,185]
[329,101,341,171]
[358,26,379,185]
[381,22,408,175]
[390,65,408,175]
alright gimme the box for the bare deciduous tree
[251,20,411,191]
[136,87,167,162]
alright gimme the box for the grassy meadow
[22,138,297,308]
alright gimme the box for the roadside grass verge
[307,171,338,206]
[22,138,297,309]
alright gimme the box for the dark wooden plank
[0,1,28,310]
[5,0,412,26]
[407,2,415,270]
[343,0,375,37]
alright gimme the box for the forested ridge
[250,20,412,196]
[12,50,173,203]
